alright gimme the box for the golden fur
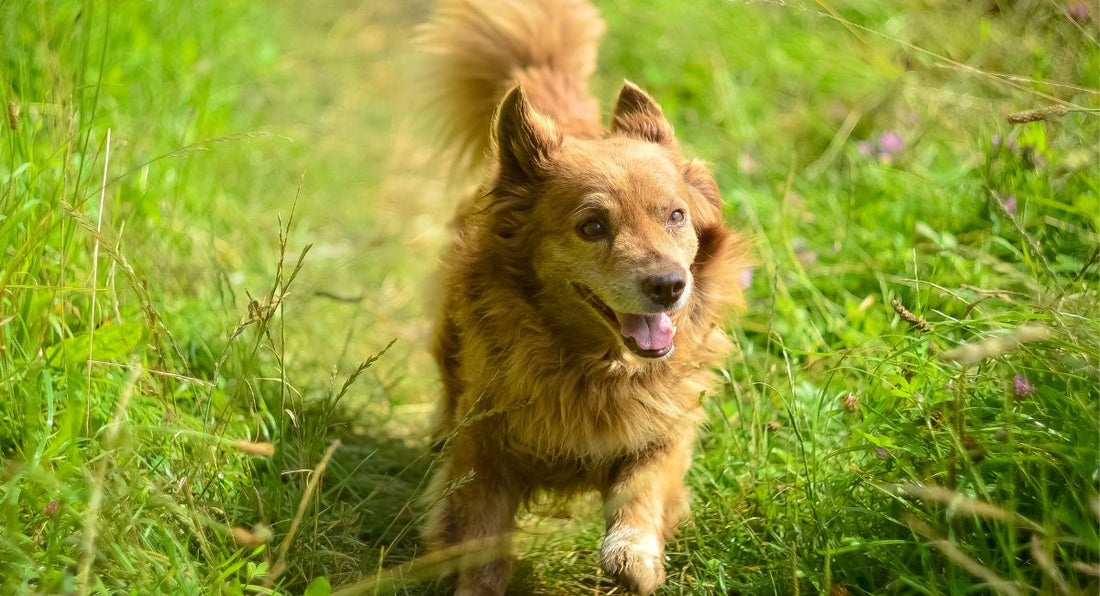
[419,1,749,593]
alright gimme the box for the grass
[1,0,1097,594]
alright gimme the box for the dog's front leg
[425,433,519,596]
[599,439,693,595]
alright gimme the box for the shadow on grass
[317,427,436,591]
[301,431,584,596]
[274,421,610,595]
[237,406,437,592]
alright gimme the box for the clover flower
[1068,1,1092,23]
[793,238,818,265]
[740,267,754,289]
[1014,374,1037,399]
[857,131,905,162]
[992,134,1019,153]
[878,131,904,155]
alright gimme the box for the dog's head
[485,82,736,361]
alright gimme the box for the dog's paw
[599,527,666,595]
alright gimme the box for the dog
[418,1,748,593]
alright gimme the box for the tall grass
[0,2,380,593]
[1,0,1097,594]
[581,1,1100,593]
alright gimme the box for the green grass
[1,0,1097,594]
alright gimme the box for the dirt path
[262,1,450,431]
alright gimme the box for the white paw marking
[600,526,665,593]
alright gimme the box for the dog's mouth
[573,284,677,360]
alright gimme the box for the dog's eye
[577,218,607,240]
[668,209,686,225]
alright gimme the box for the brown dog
[419,1,748,593]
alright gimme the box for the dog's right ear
[493,86,562,184]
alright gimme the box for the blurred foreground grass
[1,0,1097,594]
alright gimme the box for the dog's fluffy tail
[419,0,605,170]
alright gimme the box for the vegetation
[1,0,1096,594]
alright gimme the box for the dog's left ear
[611,81,676,147]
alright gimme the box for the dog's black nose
[642,272,686,307]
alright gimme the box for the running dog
[419,1,748,593]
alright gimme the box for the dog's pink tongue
[618,313,675,351]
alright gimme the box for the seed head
[230,523,273,546]
[7,101,18,130]
[938,324,1050,365]
[892,299,932,333]
[235,440,276,457]
[1006,104,1068,125]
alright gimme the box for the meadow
[1,0,1097,594]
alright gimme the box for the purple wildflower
[1068,1,1092,22]
[1003,195,1018,214]
[858,132,905,163]
[993,134,1019,153]
[793,239,818,265]
[1014,374,1037,399]
[878,131,904,155]
[740,267,754,289]
[1021,145,1047,168]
